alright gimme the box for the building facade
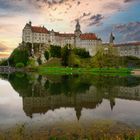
[115,42,140,58]
[22,21,102,56]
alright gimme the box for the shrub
[61,45,70,66]
[9,48,29,66]
[0,59,8,66]
[73,48,90,58]
[37,57,42,65]
[44,51,49,60]
[15,63,24,68]
[68,52,80,67]
[50,45,61,58]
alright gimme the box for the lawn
[38,66,131,76]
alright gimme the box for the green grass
[38,66,131,76]
[42,58,62,67]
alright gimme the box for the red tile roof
[31,26,48,33]
[80,33,98,40]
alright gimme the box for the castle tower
[75,106,82,121]
[74,20,82,37]
[109,32,115,44]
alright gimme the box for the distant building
[115,42,140,58]
[22,20,102,56]
[103,33,140,58]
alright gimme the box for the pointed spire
[75,106,82,121]
[74,19,82,37]
[110,98,115,111]
[75,19,81,31]
[110,32,115,44]
[29,21,32,26]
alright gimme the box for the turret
[29,21,32,26]
[109,32,115,44]
[74,20,82,37]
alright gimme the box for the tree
[9,48,29,66]
[50,45,61,58]
[44,51,49,60]
[68,52,80,67]
[0,59,8,66]
[73,48,90,58]
[61,45,70,66]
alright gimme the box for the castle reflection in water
[1,73,140,120]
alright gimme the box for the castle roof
[115,42,140,47]
[59,33,75,37]
[31,26,48,33]
[80,33,98,40]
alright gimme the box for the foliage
[44,51,49,60]
[37,57,42,65]
[121,56,140,68]
[15,63,24,68]
[68,52,80,67]
[27,57,38,67]
[0,59,8,66]
[73,48,90,58]
[9,48,29,66]
[61,45,70,66]
[92,45,120,68]
[42,58,62,67]
[50,45,61,58]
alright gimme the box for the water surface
[0,73,140,137]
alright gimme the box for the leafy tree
[44,51,49,60]
[50,45,61,58]
[37,57,42,65]
[61,45,70,66]
[9,48,29,66]
[73,48,90,58]
[68,52,80,67]
[0,59,8,66]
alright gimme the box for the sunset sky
[0,0,140,58]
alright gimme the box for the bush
[50,45,61,58]
[73,48,90,58]
[9,48,29,66]
[37,57,42,65]
[0,59,8,66]
[68,52,80,67]
[44,51,49,60]
[15,63,24,68]
[61,45,70,66]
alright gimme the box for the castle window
[135,47,139,55]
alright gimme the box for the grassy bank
[38,66,131,76]
[0,120,140,140]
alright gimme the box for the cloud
[0,53,10,58]
[124,0,138,3]
[88,14,104,26]
[113,22,140,42]
[0,43,11,52]
[0,0,139,52]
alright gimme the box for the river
[0,73,140,139]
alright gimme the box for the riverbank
[38,66,131,76]
[0,120,139,140]
[0,66,24,74]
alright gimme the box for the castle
[22,21,140,61]
[22,20,102,57]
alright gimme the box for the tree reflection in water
[1,73,140,120]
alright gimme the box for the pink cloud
[0,0,136,54]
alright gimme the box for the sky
[0,0,140,58]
